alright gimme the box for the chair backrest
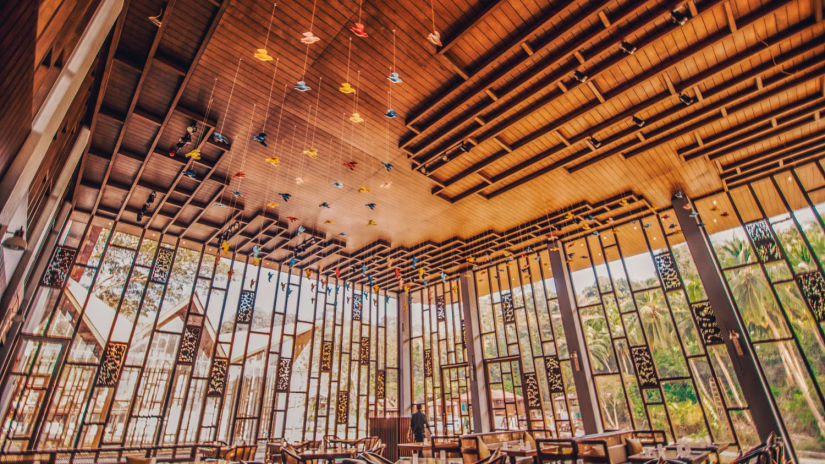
[633,430,667,446]
[461,436,481,464]
[125,457,156,464]
[576,439,610,464]
[536,438,577,464]
[361,451,394,464]
[432,435,462,458]
[282,449,303,464]
[266,443,284,464]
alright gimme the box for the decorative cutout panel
[352,294,362,321]
[501,293,515,323]
[691,301,724,345]
[744,219,781,262]
[320,341,333,372]
[236,290,255,323]
[177,325,201,364]
[360,337,370,365]
[150,247,176,283]
[436,295,446,321]
[523,372,541,409]
[797,271,825,322]
[376,370,385,399]
[207,358,229,396]
[336,391,349,424]
[631,346,658,388]
[41,246,76,288]
[275,357,292,392]
[423,349,433,377]
[95,342,128,386]
[544,355,564,394]
[654,252,681,291]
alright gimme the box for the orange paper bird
[254,48,274,61]
[252,257,261,265]
[343,161,358,170]
[287,216,298,223]
[228,269,235,279]
[349,112,364,123]
[221,241,230,254]
[367,219,377,226]
[305,269,312,278]
[303,147,318,159]
[324,219,334,224]
[185,149,201,160]
[265,156,280,166]
[266,201,278,208]
[358,186,370,193]
[418,268,424,279]
[373,284,379,293]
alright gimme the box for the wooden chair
[432,435,462,458]
[536,438,578,464]
[633,431,667,446]
[576,439,610,464]
[125,457,156,464]
[282,449,306,464]
[360,451,394,464]
[225,445,257,462]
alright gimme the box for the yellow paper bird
[565,211,574,220]
[305,269,312,278]
[266,201,278,208]
[451,284,458,293]
[349,112,364,123]
[254,48,274,61]
[367,219,377,226]
[324,219,334,224]
[339,82,355,94]
[467,256,476,263]
[252,257,261,265]
[265,156,280,166]
[373,285,379,293]
[418,268,425,279]
[404,285,410,295]
[358,186,370,193]
[185,149,201,160]
[582,223,591,230]
[619,198,629,207]
[503,251,512,257]
[303,147,318,159]
[221,241,230,254]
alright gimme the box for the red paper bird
[287,216,298,222]
[395,268,400,279]
[228,269,235,279]
[232,171,246,179]
[336,267,341,279]
[343,161,358,170]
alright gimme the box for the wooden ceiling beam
[720,132,825,176]
[179,186,228,238]
[87,0,181,217]
[406,0,679,165]
[114,0,229,223]
[435,0,507,57]
[723,144,825,187]
[450,23,823,200]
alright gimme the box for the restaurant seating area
[2,0,825,464]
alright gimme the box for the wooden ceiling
[72,0,825,282]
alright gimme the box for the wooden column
[400,291,413,419]
[546,245,602,434]
[672,194,785,444]
[459,271,490,432]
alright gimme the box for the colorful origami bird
[183,169,197,179]
[287,216,298,223]
[278,192,292,202]
[267,271,274,282]
[362,264,368,275]
[214,201,226,207]
[296,225,305,235]
[387,72,402,83]
[427,30,442,46]
[339,82,355,94]
[295,176,305,185]
[358,186,370,193]
[331,181,344,188]
[305,268,312,278]
[380,161,394,172]
[294,80,311,92]
[365,203,376,210]
[300,31,320,44]
[230,190,242,197]
[303,147,318,159]
[324,219,334,224]
[343,161,358,170]
[213,132,230,144]
[265,156,280,166]
[336,268,341,279]
[185,149,201,160]
[221,241,230,254]
[286,287,293,296]
[232,171,246,179]
[367,219,377,226]
[441,272,446,283]
[418,268,425,280]
[253,245,261,257]
[250,278,256,286]
[351,22,368,37]
[349,112,364,123]
[253,132,267,146]
[228,269,235,279]
[380,181,392,189]
[319,202,330,208]
[254,48,274,61]
[289,256,296,268]
[395,268,400,279]
[412,257,418,268]
[384,109,398,118]
[266,201,278,208]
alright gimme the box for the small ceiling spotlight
[2,228,27,251]
[619,41,637,54]
[679,93,696,106]
[588,137,602,148]
[573,70,588,83]
[459,141,472,153]
[632,116,646,127]
[441,154,449,162]
[671,9,688,26]
[420,167,427,174]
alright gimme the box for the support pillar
[547,245,602,434]
[399,291,412,418]
[459,271,490,432]
[672,194,784,443]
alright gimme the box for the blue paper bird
[253,132,267,146]
[296,225,305,235]
[286,287,293,296]
[387,72,402,83]
[384,109,398,118]
[253,245,261,257]
[586,214,595,221]
[592,230,600,236]
[289,256,296,268]
[213,132,230,144]
[294,80,311,92]
[230,190,242,197]
[362,264,368,275]
[331,181,344,188]
[267,271,274,282]
[412,256,418,269]
[689,210,699,218]
[697,222,706,227]
[368,275,374,285]
[335,285,340,294]
[345,282,350,290]
[385,295,390,304]
[643,223,651,229]
[319,202,330,208]
[183,169,198,179]
[278,192,292,202]
[533,255,541,262]
[365,203,376,210]
[338,232,347,236]
[441,272,446,283]
[214,201,226,207]
[381,161,394,172]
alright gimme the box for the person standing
[410,404,430,443]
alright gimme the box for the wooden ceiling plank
[436,0,508,57]
[114,0,229,223]
[179,185,227,237]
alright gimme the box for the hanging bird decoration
[232,171,246,179]
[331,181,344,188]
[384,109,398,118]
[418,268,425,280]
[324,219,334,224]
[287,216,299,223]
[228,269,235,279]
[294,80,311,92]
[213,132,230,145]
[395,268,400,279]
[253,132,267,146]
[265,156,280,166]
[250,279,256,287]
[349,112,364,123]
[289,256,297,268]
[268,271,274,282]
[358,186,370,193]
[336,268,341,279]
[412,256,418,269]
[183,169,198,179]
[367,219,377,226]
[305,268,313,278]
[281,282,286,291]
[278,192,292,202]
[254,2,277,61]
[441,272,447,283]
[340,38,356,94]
[365,203,376,210]
[319,202,331,208]
[362,264,368,275]
[349,70,364,123]
[380,181,392,189]
[185,148,201,160]
[295,176,305,185]
[343,161,358,170]
[230,190,242,197]
[350,0,368,37]
[266,201,279,208]
[253,245,261,258]
[303,147,318,159]
[338,232,347,236]
[426,0,442,46]
[300,0,321,43]
[221,241,230,254]
[296,225,305,235]
[381,161,394,171]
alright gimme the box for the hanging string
[195,78,218,148]
[300,45,311,81]
[262,2,277,50]
[218,58,243,136]
[309,76,323,148]
[308,0,319,31]
[430,0,436,33]
[345,38,353,82]
[353,70,362,113]
[235,104,257,193]
[392,30,397,71]
[262,58,281,133]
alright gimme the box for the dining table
[397,442,431,457]
[498,444,537,464]
[627,448,712,464]
[298,447,357,464]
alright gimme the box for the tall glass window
[0,220,398,451]
[474,251,582,435]
[565,214,757,447]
